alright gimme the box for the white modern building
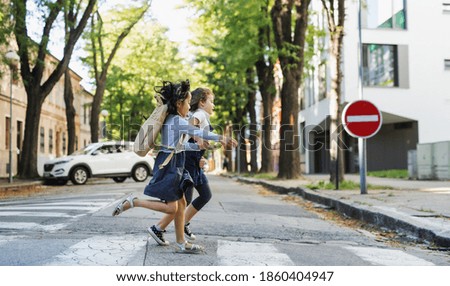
[300,0,450,174]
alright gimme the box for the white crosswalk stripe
[0,196,116,232]
[45,235,148,266]
[217,240,294,266]
[344,246,435,266]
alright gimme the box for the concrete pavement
[229,174,450,248]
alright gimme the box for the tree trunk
[271,0,310,179]
[323,0,346,184]
[260,92,274,173]
[256,1,275,173]
[90,80,106,143]
[234,125,248,173]
[18,93,42,178]
[278,73,301,179]
[246,69,258,173]
[64,69,76,154]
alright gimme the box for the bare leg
[120,199,177,215]
[174,196,186,244]
[156,212,176,230]
[184,204,199,223]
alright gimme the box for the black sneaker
[184,222,196,240]
[148,225,170,246]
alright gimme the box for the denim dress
[184,124,213,186]
[144,151,193,202]
[143,115,220,202]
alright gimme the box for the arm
[174,116,221,141]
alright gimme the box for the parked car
[42,141,154,185]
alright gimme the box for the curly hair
[154,79,191,115]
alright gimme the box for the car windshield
[70,144,98,155]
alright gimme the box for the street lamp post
[5,50,20,183]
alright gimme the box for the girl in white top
[149,87,221,243]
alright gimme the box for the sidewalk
[0,178,45,199]
[229,173,450,248]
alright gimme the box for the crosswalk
[0,194,117,233]
[0,195,438,266]
[0,234,437,266]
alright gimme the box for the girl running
[112,80,236,253]
[149,87,219,243]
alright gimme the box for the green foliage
[100,19,196,141]
[185,0,274,127]
[367,169,408,179]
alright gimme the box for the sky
[151,0,192,47]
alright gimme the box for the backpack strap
[158,134,186,169]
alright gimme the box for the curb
[231,175,450,248]
[0,181,45,199]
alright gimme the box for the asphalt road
[0,175,448,266]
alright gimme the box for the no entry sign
[342,100,382,138]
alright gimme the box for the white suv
[42,141,154,185]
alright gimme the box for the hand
[220,136,238,148]
[198,139,210,150]
[199,157,207,169]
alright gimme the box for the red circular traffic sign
[342,100,382,138]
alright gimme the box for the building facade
[0,50,92,178]
[300,0,450,173]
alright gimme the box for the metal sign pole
[237,135,241,174]
[359,138,367,194]
[357,0,367,194]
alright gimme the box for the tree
[63,0,89,155]
[102,19,190,142]
[186,0,276,173]
[10,0,96,178]
[321,0,345,184]
[256,1,276,173]
[84,0,151,143]
[271,0,311,179]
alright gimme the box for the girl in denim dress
[112,80,236,253]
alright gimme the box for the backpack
[133,94,168,157]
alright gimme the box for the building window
[62,132,66,154]
[5,117,10,149]
[75,136,78,151]
[40,127,45,153]
[363,44,398,87]
[83,105,87,124]
[16,121,23,150]
[49,129,53,154]
[83,104,91,125]
[362,0,406,29]
[445,59,450,70]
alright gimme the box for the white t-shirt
[191,109,211,130]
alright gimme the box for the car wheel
[70,166,89,185]
[113,177,127,183]
[132,164,149,182]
